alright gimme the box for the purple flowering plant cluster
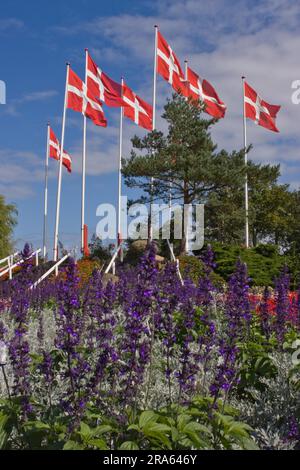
[0,243,300,450]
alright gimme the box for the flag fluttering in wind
[122,82,153,130]
[87,52,124,107]
[67,67,107,126]
[184,67,227,118]
[157,31,186,94]
[244,81,280,132]
[49,127,72,173]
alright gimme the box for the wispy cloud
[5,90,58,116]
[0,149,56,200]
[58,0,300,186]
[0,18,24,34]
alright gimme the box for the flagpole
[43,123,50,259]
[242,76,249,248]
[54,63,69,262]
[184,60,189,253]
[81,49,88,253]
[150,25,158,242]
[117,78,124,259]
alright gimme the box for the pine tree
[122,94,246,253]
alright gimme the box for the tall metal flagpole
[242,76,249,248]
[81,49,88,253]
[54,63,70,262]
[43,123,50,259]
[150,25,158,242]
[117,78,124,260]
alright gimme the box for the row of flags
[45,27,282,259]
[49,29,282,176]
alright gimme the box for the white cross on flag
[86,52,124,107]
[122,82,153,130]
[185,67,227,119]
[67,67,107,127]
[49,127,72,173]
[157,31,186,95]
[244,81,280,132]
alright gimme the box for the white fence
[0,249,41,280]
[30,253,70,290]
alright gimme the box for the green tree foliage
[205,162,293,247]
[0,195,17,258]
[122,94,246,253]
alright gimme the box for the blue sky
[1,0,300,255]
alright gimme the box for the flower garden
[0,244,299,450]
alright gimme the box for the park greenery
[1,94,300,451]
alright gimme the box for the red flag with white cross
[122,82,153,130]
[86,52,124,107]
[157,31,186,95]
[185,67,227,119]
[49,127,72,173]
[244,81,280,132]
[67,67,107,127]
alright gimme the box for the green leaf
[79,422,91,437]
[139,411,158,429]
[89,438,109,450]
[63,440,84,450]
[91,424,113,437]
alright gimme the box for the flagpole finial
[154,24,158,28]
[242,76,246,80]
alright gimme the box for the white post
[184,61,190,254]
[81,50,88,253]
[54,63,70,262]
[150,25,158,242]
[242,76,249,248]
[43,123,50,259]
[35,251,39,267]
[8,257,12,280]
[118,78,124,261]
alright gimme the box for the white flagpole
[150,25,158,242]
[242,76,249,248]
[53,63,69,262]
[43,123,50,259]
[184,60,189,253]
[117,78,124,256]
[81,49,88,253]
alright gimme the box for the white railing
[30,253,70,290]
[0,252,20,278]
[0,249,41,280]
[166,240,184,286]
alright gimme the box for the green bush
[210,243,287,287]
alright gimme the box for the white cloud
[0,18,24,34]
[5,90,58,116]
[5,0,300,199]
[0,149,55,201]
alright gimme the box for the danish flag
[157,31,186,94]
[122,82,153,130]
[86,52,124,107]
[49,127,72,173]
[67,67,107,127]
[244,81,280,132]
[185,67,227,119]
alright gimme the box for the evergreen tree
[122,94,246,253]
